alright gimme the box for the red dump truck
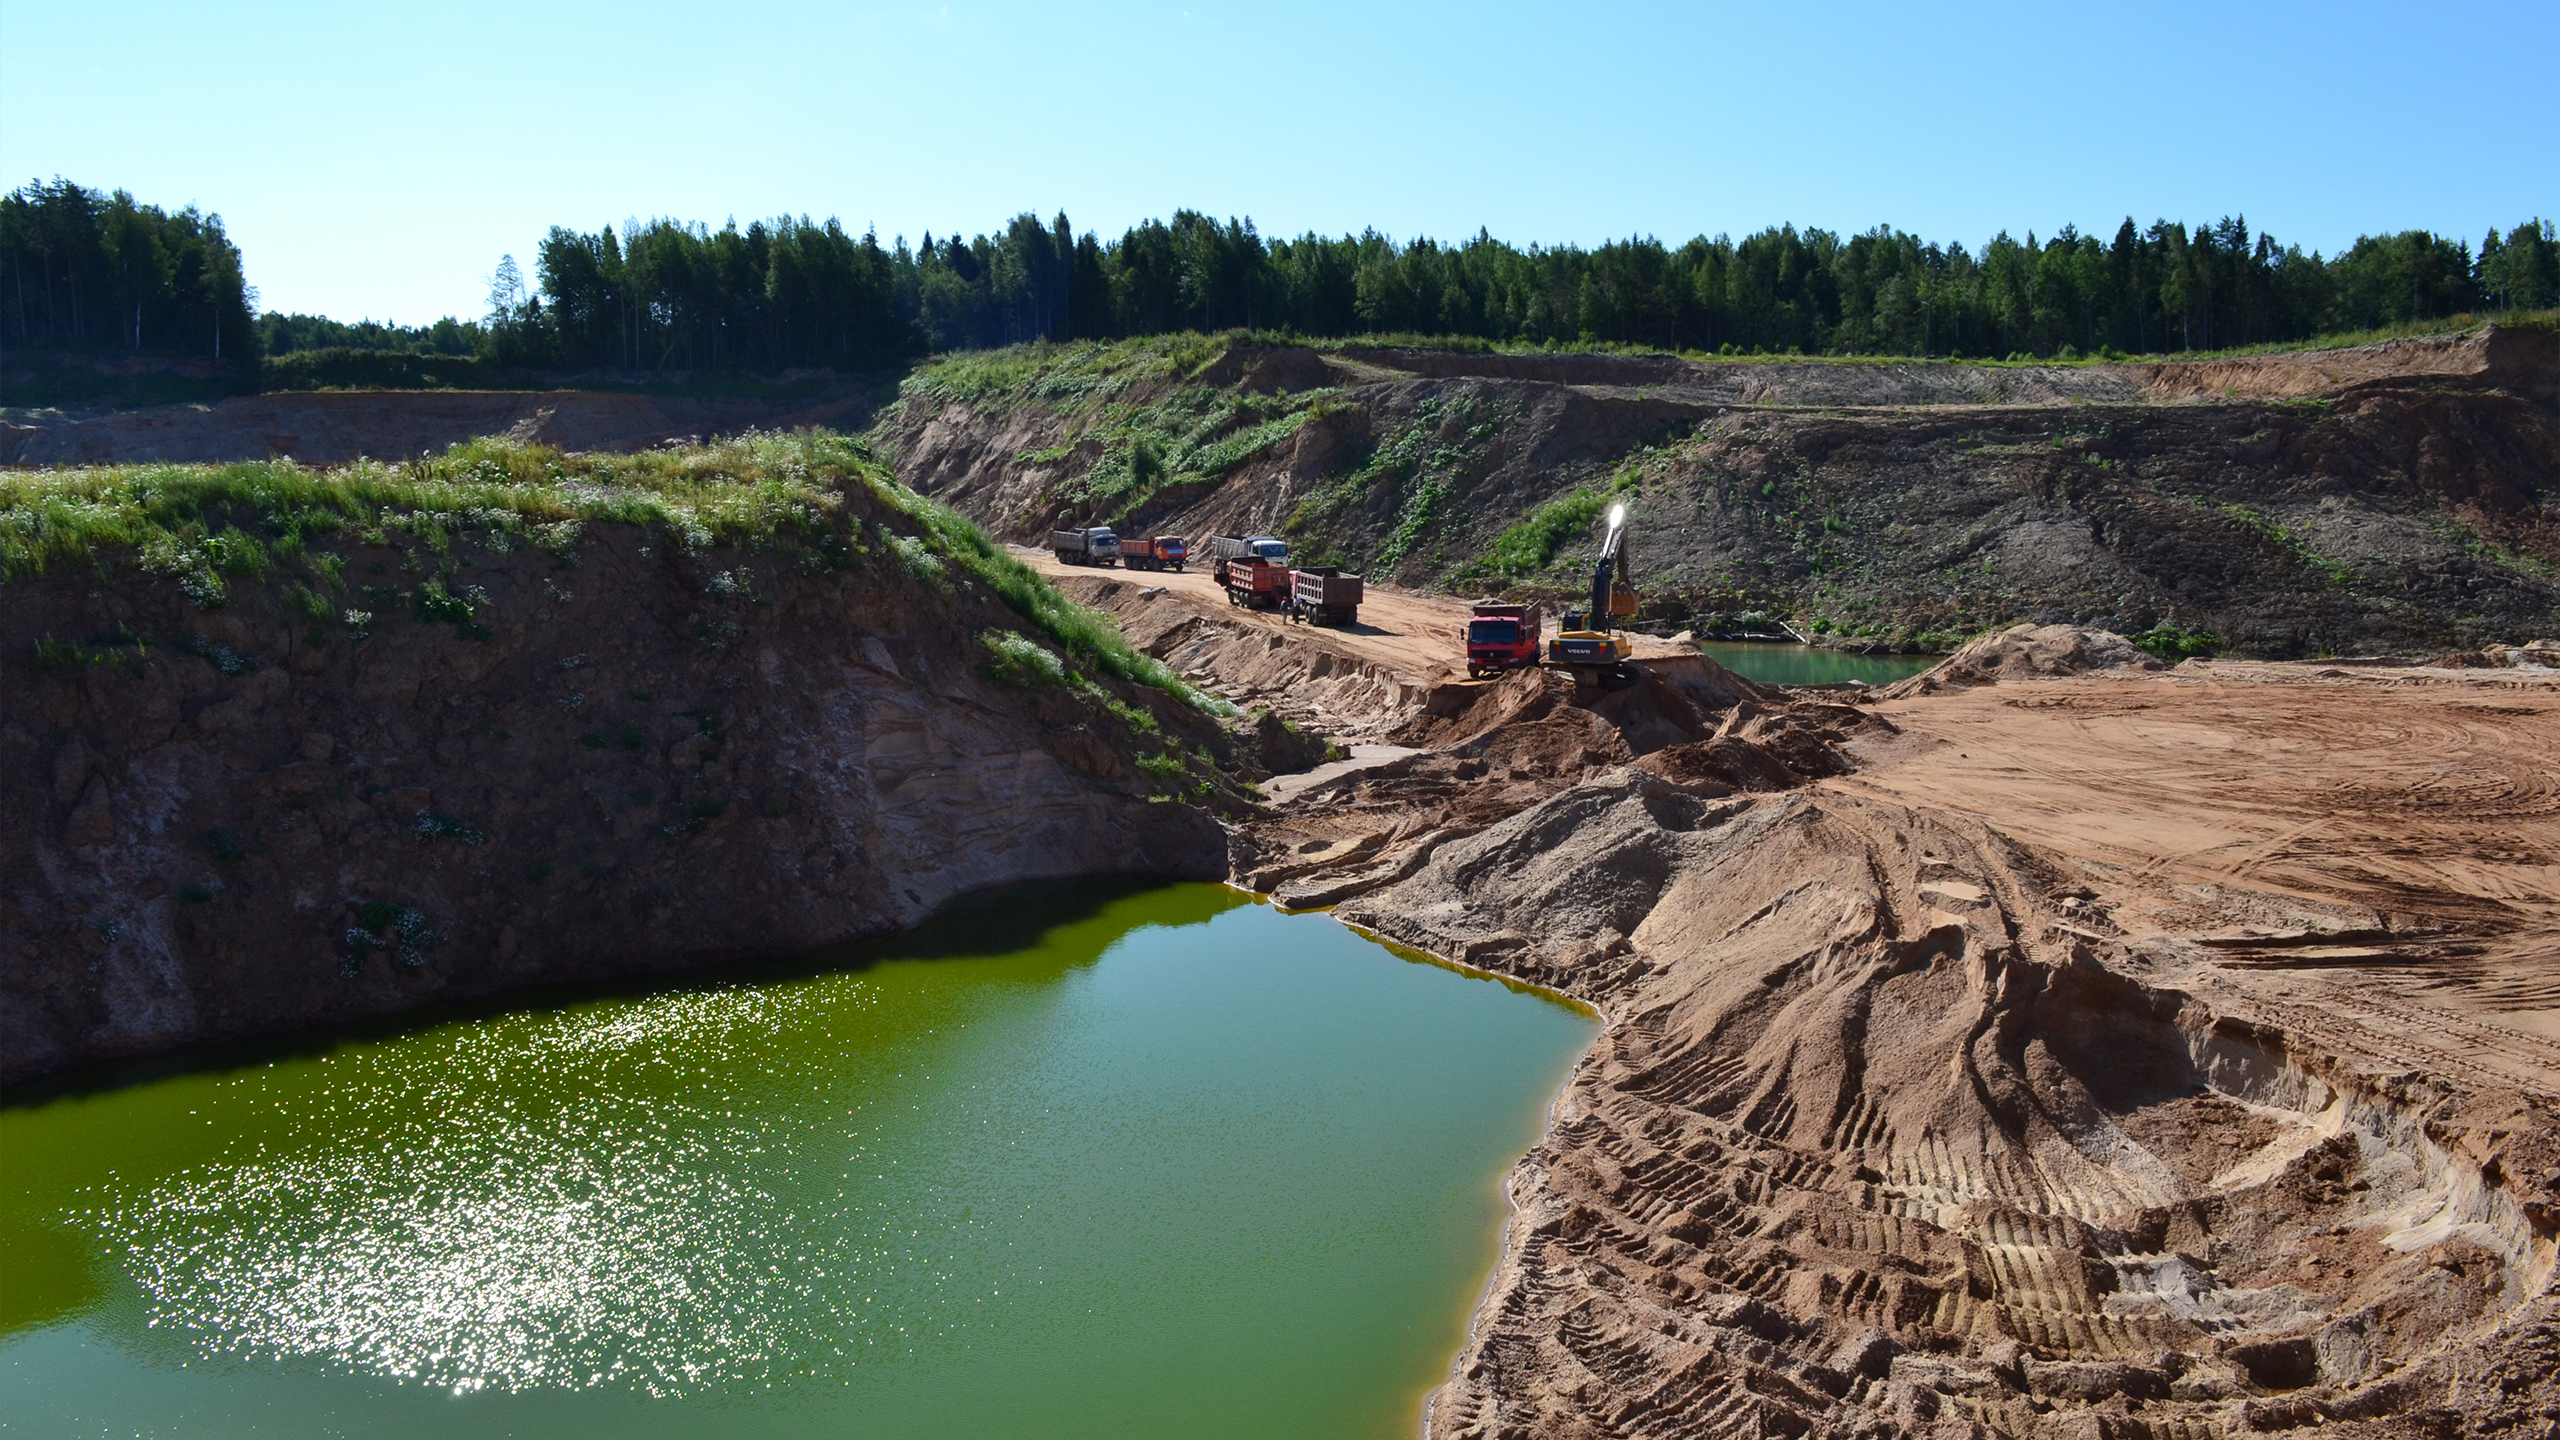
[1123,536,1188,572]
[1223,557,1291,610]
[1287,567,1364,626]
[1465,602,1544,678]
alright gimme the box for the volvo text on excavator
[1543,503,1640,688]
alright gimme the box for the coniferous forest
[1,179,255,362]
[5,177,2555,374]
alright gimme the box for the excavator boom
[1546,502,1640,686]
[1585,503,1639,630]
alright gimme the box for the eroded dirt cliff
[0,442,1232,1081]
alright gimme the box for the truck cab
[1125,535,1187,572]
[1466,603,1544,678]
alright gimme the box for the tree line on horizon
[6,177,2556,373]
[1,178,257,363]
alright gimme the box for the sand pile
[1342,767,2559,1440]
[1877,624,2161,699]
[2424,640,2560,671]
[1231,656,1864,910]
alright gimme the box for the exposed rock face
[2422,639,2560,670]
[0,490,1226,1082]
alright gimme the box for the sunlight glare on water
[0,883,1593,1440]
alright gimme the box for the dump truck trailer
[1049,527,1121,566]
[1287,567,1363,626]
[1223,557,1292,610]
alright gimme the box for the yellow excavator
[1543,502,1640,688]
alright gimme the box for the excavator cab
[1544,503,1639,686]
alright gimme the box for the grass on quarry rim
[0,428,1228,713]
[893,311,2560,393]
[896,332,1235,408]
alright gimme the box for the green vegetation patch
[2130,622,2221,660]
[979,629,1070,689]
[871,471,1230,714]
[1288,394,1504,577]
[0,430,865,588]
[896,338,1344,529]
[900,334,1230,410]
[1490,487,1615,578]
[7,430,1223,714]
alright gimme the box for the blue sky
[4,0,2552,325]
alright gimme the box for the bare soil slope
[876,326,2560,658]
[0,478,1227,1082]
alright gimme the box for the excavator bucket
[1607,579,1639,618]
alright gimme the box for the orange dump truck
[1124,536,1188,572]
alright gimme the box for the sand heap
[1273,638,2560,1440]
[1877,624,2162,699]
[2424,640,2560,671]
[1342,776,2556,1440]
[1228,656,1873,911]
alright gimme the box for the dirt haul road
[1018,545,1693,736]
[1016,544,1486,680]
[1075,578,2560,1440]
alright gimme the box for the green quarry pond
[1694,640,1941,687]
[0,884,1594,1439]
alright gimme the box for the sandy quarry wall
[0,489,1226,1082]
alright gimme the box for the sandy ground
[1019,545,1485,676]
[1092,579,2560,1439]
[1017,545,1690,681]
[1846,663,2560,1057]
